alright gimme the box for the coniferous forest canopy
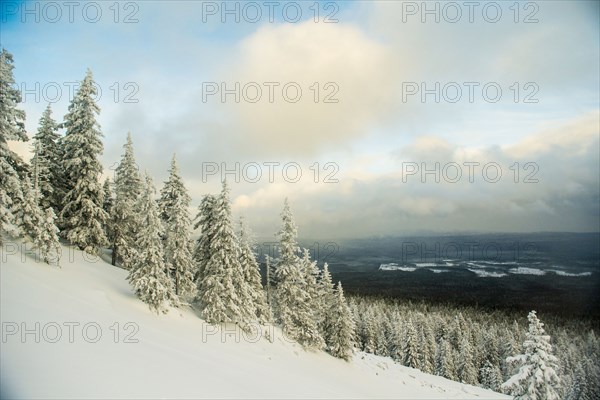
[1,2,599,399]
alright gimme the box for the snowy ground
[1,240,509,399]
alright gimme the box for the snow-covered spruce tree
[436,338,458,381]
[238,217,271,323]
[300,247,324,334]
[101,178,114,243]
[501,310,562,400]
[193,193,217,292]
[274,199,324,349]
[0,48,28,243]
[457,336,478,385]
[59,69,107,254]
[265,254,274,308]
[14,175,44,245]
[14,175,60,264]
[374,315,389,357]
[480,360,504,392]
[360,309,377,354]
[318,263,335,335]
[402,319,421,369]
[198,181,247,324]
[419,323,436,374]
[31,105,61,213]
[111,133,143,267]
[157,155,195,300]
[38,207,61,265]
[389,316,403,361]
[127,174,177,313]
[325,282,355,361]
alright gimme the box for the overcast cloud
[3,0,598,238]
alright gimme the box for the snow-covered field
[1,241,508,399]
[378,261,593,278]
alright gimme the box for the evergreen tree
[31,105,61,213]
[457,336,478,385]
[402,319,421,369]
[37,207,60,265]
[37,207,61,265]
[101,178,114,243]
[158,155,195,300]
[483,329,502,367]
[102,178,113,215]
[300,247,324,336]
[480,360,504,392]
[419,323,436,374]
[502,310,562,400]
[325,282,355,361]
[59,69,107,254]
[111,133,143,267]
[238,218,271,323]
[198,181,245,324]
[0,48,28,243]
[389,317,403,361]
[360,309,377,354]
[127,174,176,313]
[318,263,335,335]
[15,176,44,245]
[436,338,458,380]
[373,315,389,356]
[193,193,217,291]
[275,199,324,349]
[265,254,274,308]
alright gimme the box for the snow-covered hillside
[1,241,509,399]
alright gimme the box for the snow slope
[1,241,509,399]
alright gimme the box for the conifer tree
[436,338,458,380]
[31,105,61,213]
[111,133,143,267]
[265,254,274,308]
[374,316,389,357]
[402,319,421,369]
[480,360,503,392]
[275,199,324,349]
[238,218,271,323]
[389,318,403,361]
[158,155,195,300]
[318,263,335,335]
[101,178,114,243]
[198,181,245,323]
[325,282,355,361]
[59,69,107,254]
[127,174,176,313]
[0,48,28,243]
[38,207,61,265]
[502,310,562,400]
[15,176,44,245]
[193,193,217,291]
[102,178,113,215]
[12,175,61,265]
[360,310,377,354]
[458,336,478,384]
[419,323,436,374]
[300,248,324,334]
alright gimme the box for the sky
[1,0,599,239]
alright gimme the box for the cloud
[4,1,598,238]
[231,112,599,238]
[218,21,396,156]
